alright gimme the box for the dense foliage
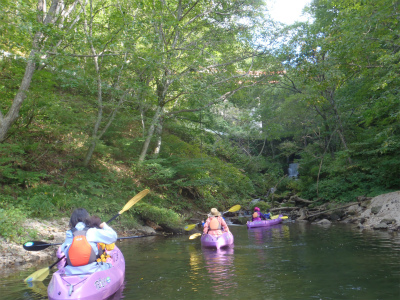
[0,0,398,242]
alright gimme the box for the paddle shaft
[25,234,156,251]
[49,257,64,269]
[117,234,155,240]
[106,213,120,224]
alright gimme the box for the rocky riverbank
[335,191,400,230]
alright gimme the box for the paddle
[271,215,288,220]
[117,234,155,240]
[24,189,150,282]
[106,189,150,223]
[23,234,156,252]
[23,241,62,251]
[189,233,202,240]
[184,205,241,231]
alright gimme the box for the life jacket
[66,227,102,267]
[209,217,221,231]
[252,212,259,219]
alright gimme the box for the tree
[132,0,267,162]
[0,0,83,142]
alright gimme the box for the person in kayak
[60,208,117,275]
[264,209,272,219]
[252,207,266,221]
[203,208,230,236]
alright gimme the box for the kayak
[47,246,125,300]
[201,231,234,249]
[247,215,283,229]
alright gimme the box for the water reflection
[105,282,125,300]
[188,245,203,293]
[247,224,288,246]
[25,281,47,299]
[202,246,237,296]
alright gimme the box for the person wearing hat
[252,207,267,221]
[203,208,230,236]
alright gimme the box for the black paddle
[23,234,156,252]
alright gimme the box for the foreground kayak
[201,231,234,249]
[247,215,283,229]
[48,246,125,300]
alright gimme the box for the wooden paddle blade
[119,189,150,214]
[228,205,241,213]
[189,233,202,240]
[24,267,50,282]
[184,224,197,231]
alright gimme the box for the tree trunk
[153,116,164,158]
[138,106,163,163]
[0,53,36,142]
[0,0,61,142]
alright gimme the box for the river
[1,222,399,300]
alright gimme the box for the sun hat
[210,208,221,216]
[254,207,260,211]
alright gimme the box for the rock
[346,204,363,215]
[136,225,157,235]
[373,223,388,230]
[381,219,396,224]
[371,206,382,214]
[314,219,331,225]
[359,191,400,230]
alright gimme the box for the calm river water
[1,222,399,300]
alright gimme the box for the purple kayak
[247,215,283,229]
[47,246,125,300]
[201,231,234,249]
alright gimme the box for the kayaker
[203,208,230,236]
[252,207,266,221]
[264,209,272,219]
[60,208,117,275]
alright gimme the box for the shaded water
[2,222,399,300]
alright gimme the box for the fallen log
[306,202,358,219]
[270,207,299,213]
[289,195,315,205]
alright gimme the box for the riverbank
[314,191,400,231]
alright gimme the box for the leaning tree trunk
[138,106,163,163]
[0,0,61,142]
[0,54,36,142]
